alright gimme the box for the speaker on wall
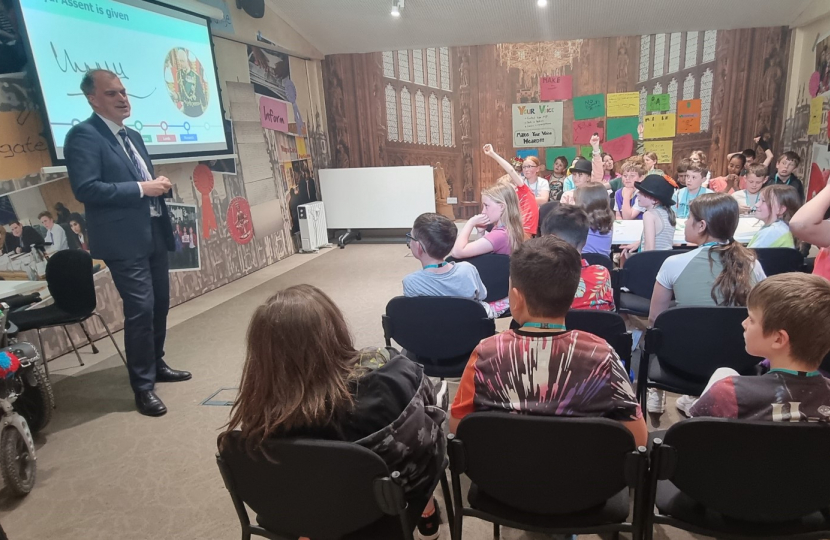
[236,0,264,19]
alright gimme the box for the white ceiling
[267,0,823,55]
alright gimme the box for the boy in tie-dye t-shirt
[449,236,645,445]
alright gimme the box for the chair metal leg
[62,325,85,367]
[440,471,455,539]
[493,522,500,539]
[36,329,49,379]
[93,312,127,367]
[79,322,99,354]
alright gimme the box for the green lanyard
[768,368,821,377]
[522,322,566,331]
[423,262,448,270]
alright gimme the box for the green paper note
[607,117,640,141]
[581,145,593,159]
[546,147,577,169]
[573,94,606,120]
[647,93,671,113]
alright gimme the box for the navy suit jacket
[65,114,174,261]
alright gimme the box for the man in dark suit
[64,69,191,417]
[7,221,44,254]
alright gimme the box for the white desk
[611,216,764,245]
[0,281,48,303]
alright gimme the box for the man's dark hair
[37,211,53,221]
[412,212,457,259]
[510,236,581,318]
[742,148,756,160]
[540,204,589,249]
[7,221,21,227]
[80,69,118,96]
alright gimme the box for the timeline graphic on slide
[18,0,229,158]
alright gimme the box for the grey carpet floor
[0,244,703,540]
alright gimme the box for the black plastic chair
[217,432,451,540]
[646,418,830,539]
[383,296,495,378]
[615,249,688,316]
[446,253,509,303]
[8,250,125,377]
[638,306,763,410]
[509,310,633,373]
[752,247,805,276]
[582,252,614,273]
[448,413,648,540]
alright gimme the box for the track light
[391,0,404,17]
[537,0,548,6]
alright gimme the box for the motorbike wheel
[0,426,35,496]
[15,362,55,434]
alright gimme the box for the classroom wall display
[540,75,572,101]
[643,140,673,164]
[572,119,603,144]
[603,134,634,162]
[323,27,791,217]
[248,45,291,100]
[546,147,577,169]
[168,203,201,272]
[512,103,563,147]
[816,33,830,97]
[808,142,830,201]
[677,99,701,134]
[643,114,676,139]
[808,96,825,135]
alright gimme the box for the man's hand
[143,177,173,197]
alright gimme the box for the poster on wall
[247,45,290,100]
[167,203,201,272]
[808,143,830,201]
[815,32,830,97]
[512,103,563,148]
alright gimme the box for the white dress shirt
[45,224,68,252]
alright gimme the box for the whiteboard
[319,166,436,229]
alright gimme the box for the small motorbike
[0,303,54,496]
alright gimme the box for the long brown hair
[574,182,614,234]
[689,193,757,306]
[218,285,360,452]
[482,181,525,253]
[759,184,801,225]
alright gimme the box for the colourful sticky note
[644,140,673,164]
[580,145,593,159]
[546,147,577,170]
[602,134,634,162]
[573,94,605,120]
[677,99,701,134]
[643,114,676,139]
[540,75,572,101]
[296,136,308,157]
[647,94,671,113]
[808,96,825,136]
[572,119,604,145]
[517,149,539,159]
[607,92,639,117]
[259,95,289,132]
[607,117,639,141]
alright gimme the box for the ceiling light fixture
[537,0,548,6]
[391,0,404,17]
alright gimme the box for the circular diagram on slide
[163,47,210,117]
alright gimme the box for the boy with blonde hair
[690,274,830,421]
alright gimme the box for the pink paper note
[259,95,289,132]
[572,120,603,145]
[809,71,821,98]
[602,134,634,162]
[540,75,572,101]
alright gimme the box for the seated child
[765,151,804,202]
[621,174,677,255]
[561,135,604,204]
[732,163,766,215]
[404,213,494,317]
[709,153,746,194]
[747,184,801,248]
[575,182,614,258]
[675,157,692,188]
[541,205,614,311]
[483,144,539,237]
[672,163,712,219]
[615,157,647,220]
[449,236,646,446]
[689,273,830,421]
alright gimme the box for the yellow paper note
[296,136,308,158]
[606,92,640,118]
[0,110,52,182]
[808,97,825,136]
[644,140,672,164]
[643,114,676,139]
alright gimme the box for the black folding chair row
[445,253,510,304]
[637,306,764,410]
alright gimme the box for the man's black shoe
[135,390,167,417]
[156,365,192,383]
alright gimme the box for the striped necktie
[118,128,161,216]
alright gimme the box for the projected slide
[18,0,229,160]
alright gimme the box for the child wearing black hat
[621,174,677,256]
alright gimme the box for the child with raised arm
[561,134,604,203]
[731,163,766,215]
[483,144,539,237]
[790,179,830,280]
[449,236,646,446]
[747,185,801,249]
[690,274,830,422]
